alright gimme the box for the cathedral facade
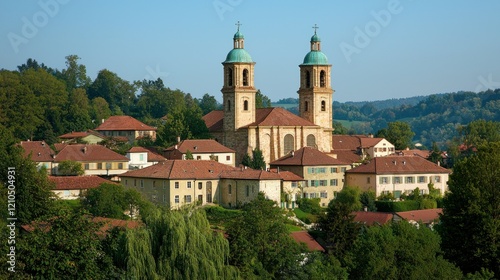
[203,26,335,166]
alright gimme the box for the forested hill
[334,89,500,148]
[342,95,430,110]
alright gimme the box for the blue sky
[1,0,499,102]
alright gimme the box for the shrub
[375,200,420,212]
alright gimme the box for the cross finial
[236,21,242,31]
[312,24,319,34]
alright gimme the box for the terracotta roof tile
[395,208,443,224]
[202,110,224,132]
[396,149,431,158]
[54,143,69,152]
[20,141,55,162]
[219,168,282,180]
[345,156,450,174]
[353,211,393,226]
[332,135,362,150]
[95,116,156,131]
[54,144,129,162]
[165,139,235,154]
[334,150,362,164]
[49,176,117,190]
[127,147,167,162]
[269,169,304,181]
[290,231,324,252]
[120,160,238,180]
[58,130,106,140]
[360,137,384,148]
[270,147,348,166]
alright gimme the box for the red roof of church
[202,110,224,132]
[20,141,55,162]
[95,116,156,131]
[345,156,450,174]
[270,147,348,166]
[49,175,117,190]
[290,231,325,252]
[54,144,129,162]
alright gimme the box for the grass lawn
[204,205,242,229]
[285,223,303,232]
[293,208,318,224]
[54,199,82,211]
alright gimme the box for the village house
[270,147,351,207]
[95,115,157,144]
[49,175,117,200]
[126,146,166,169]
[20,140,55,173]
[271,169,305,209]
[58,130,107,144]
[344,156,450,199]
[332,134,396,163]
[163,139,236,166]
[53,144,129,176]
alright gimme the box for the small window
[139,154,144,161]
[187,182,192,189]
[163,181,166,189]
[331,167,338,173]
[243,100,249,111]
[185,195,192,203]
[320,192,328,198]
[394,190,402,199]
[198,182,203,190]
[84,163,90,170]
[125,179,128,185]
[228,184,232,195]
[226,155,230,161]
[197,156,201,160]
[367,177,371,184]
[140,180,144,188]
[243,69,249,86]
[291,182,298,188]
[246,185,250,197]
[341,167,347,172]
[304,101,309,112]
[405,177,414,184]
[134,179,137,187]
[321,100,326,111]
[320,70,326,87]
[330,179,338,186]
[379,177,389,184]
[152,181,156,188]
[227,99,231,111]
[175,195,179,204]
[434,176,441,183]
[175,182,179,189]
[227,67,233,87]
[393,177,402,184]
[118,163,123,169]
[418,176,426,183]
[97,163,103,169]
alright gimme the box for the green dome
[302,51,329,65]
[224,48,253,63]
[233,31,244,39]
[310,33,321,42]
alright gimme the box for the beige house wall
[53,161,129,176]
[219,179,281,208]
[301,165,350,207]
[187,152,236,167]
[52,189,84,200]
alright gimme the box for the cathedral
[203,24,335,165]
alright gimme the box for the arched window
[243,100,248,111]
[227,99,231,111]
[307,134,316,147]
[243,69,249,86]
[284,134,294,154]
[304,101,309,112]
[320,70,326,87]
[227,68,233,87]
[305,70,311,88]
[321,100,326,111]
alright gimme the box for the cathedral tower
[298,26,334,130]
[221,22,257,132]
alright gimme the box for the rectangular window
[175,182,179,189]
[152,181,156,188]
[331,167,338,173]
[418,176,426,183]
[106,163,112,170]
[379,177,389,184]
[184,195,192,203]
[309,193,316,198]
[318,168,326,173]
[163,195,166,203]
[84,163,90,170]
[434,176,441,183]
[291,182,298,188]
[140,180,144,188]
[405,176,414,184]
[139,154,144,161]
[97,163,103,169]
[330,179,338,186]
[308,167,315,174]
[198,182,202,189]
[367,177,371,184]
[228,185,232,194]
[152,195,157,201]
[420,189,426,195]
[187,182,192,188]
[341,167,347,172]
[303,193,309,198]
[320,192,328,198]
[393,177,402,184]
[118,163,123,169]
[246,185,250,197]
[197,156,201,160]
[226,155,230,161]
[134,179,137,187]
[394,190,402,199]
[310,180,317,187]
[319,180,327,186]
[124,179,128,185]
[163,181,166,189]
[175,195,179,203]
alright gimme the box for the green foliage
[333,120,349,134]
[428,141,443,164]
[88,69,137,115]
[185,149,194,160]
[61,55,91,91]
[227,193,303,278]
[241,153,251,167]
[359,190,377,211]
[376,121,415,150]
[346,221,463,280]
[196,93,220,115]
[438,142,500,276]
[57,160,85,176]
[255,89,271,108]
[375,200,420,212]
[250,148,266,170]
[296,197,322,214]
[293,208,318,224]
[458,119,500,148]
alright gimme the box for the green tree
[438,142,500,276]
[64,88,93,132]
[57,160,84,176]
[196,93,220,115]
[250,148,266,170]
[60,54,91,91]
[241,153,251,167]
[90,97,112,125]
[359,190,377,211]
[333,121,348,135]
[18,209,115,279]
[428,141,443,164]
[458,119,500,148]
[255,89,271,108]
[88,69,136,115]
[376,121,415,150]
[227,193,303,278]
[185,149,194,160]
[347,221,462,280]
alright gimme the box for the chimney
[177,136,181,143]
[82,146,87,154]
[41,142,45,147]
[437,161,441,166]
[368,133,374,138]
[364,206,368,212]
[291,151,294,157]
[101,119,105,124]
[277,166,280,173]
[174,145,178,149]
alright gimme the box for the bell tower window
[227,68,233,87]
[243,69,249,86]
[305,70,311,88]
[227,99,231,111]
[304,101,309,112]
[321,101,326,111]
[243,100,248,111]
[320,70,326,87]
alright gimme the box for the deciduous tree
[376,121,415,150]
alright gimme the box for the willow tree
[121,208,240,279]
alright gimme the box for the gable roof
[395,208,443,224]
[95,116,156,131]
[360,137,385,148]
[269,169,304,181]
[270,147,348,166]
[49,175,117,190]
[290,231,325,252]
[58,130,106,140]
[219,168,282,180]
[120,160,238,180]
[345,156,450,174]
[54,144,129,162]
[332,135,362,150]
[20,141,55,162]
[165,139,235,154]
[353,211,393,226]
[127,146,167,162]
[202,110,224,132]
[396,149,431,159]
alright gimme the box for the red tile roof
[353,211,393,226]
[219,168,282,180]
[334,150,362,164]
[332,135,362,150]
[396,149,431,159]
[395,208,443,224]
[270,147,348,166]
[58,130,106,140]
[165,139,235,154]
[269,169,304,181]
[120,160,238,180]
[290,231,325,252]
[127,146,166,162]
[54,143,69,152]
[95,116,156,131]
[49,176,117,190]
[360,137,385,148]
[345,156,450,174]
[20,141,55,162]
[202,110,224,132]
[54,144,129,162]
